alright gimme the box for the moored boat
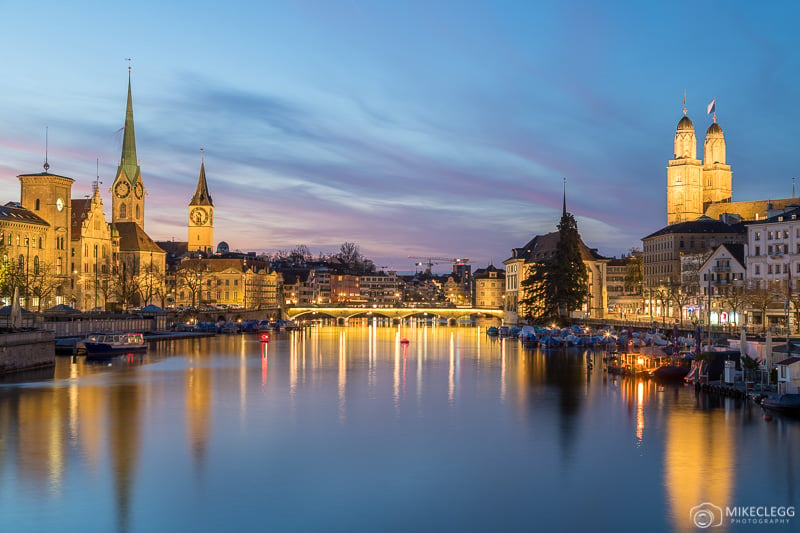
[82,332,147,357]
[761,394,800,417]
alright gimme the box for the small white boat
[82,332,147,357]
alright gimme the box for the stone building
[472,264,505,309]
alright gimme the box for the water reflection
[0,326,798,532]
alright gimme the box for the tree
[720,282,748,329]
[176,258,209,307]
[109,260,142,312]
[745,280,778,332]
[338,242,362,269]
[27,260,63,311]
[519,210,588,324]
[623,255,643,295]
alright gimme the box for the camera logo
[690,502,724,528]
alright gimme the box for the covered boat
[82,332,147,357]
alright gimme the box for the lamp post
[94,243,99,311]
[24,236,30,307]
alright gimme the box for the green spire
[118,70,140,185]
[190,159,213,206]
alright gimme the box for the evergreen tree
[520,208,588,324]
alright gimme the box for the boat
[82,332,147,357]
[761,394,800,417]
[400,338,409,345]
[650,355,693,383]
[486,327,499,337]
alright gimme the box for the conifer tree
[520,194,588,324]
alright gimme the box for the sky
[2,0,800,273]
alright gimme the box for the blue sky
[1,0,799,272]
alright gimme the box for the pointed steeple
[562,177,567,216]
[190,156,213,206]
[118,68,140,185]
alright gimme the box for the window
[755,232,761,241]
[755,246,760,256]
[120,203,127,218]
[785,230,790,238]
[768,265,773,274]
[135,204,140,219]
[35,199,40,210]
[34,256,39,275]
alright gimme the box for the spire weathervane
[43,126,49,172]
[682,89,687,116]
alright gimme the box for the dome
[216,241,229,254]
[706,122,724,136]
[677,115,694,131]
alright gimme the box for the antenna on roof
[93,158,102,196]
[43,126,50,172]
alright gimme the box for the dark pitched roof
[508,231,605,263]
[720,242,745,266]
[643,216,747,239]
[156,240,189,257]
[70,198,92,240]
[0,203,49,226]
[113,222,164,253]
[747,205,800,225]
[473,264,505,279]
[190,161,213,206]
[775,356,800,366]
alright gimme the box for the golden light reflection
[338,330,347,422]
[665,408,734,532]
[448,333,455,404]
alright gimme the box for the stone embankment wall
[0,330,55,374]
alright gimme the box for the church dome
[706,122,724,136]
[677,115,694,131]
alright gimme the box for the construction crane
[408,256,469,275]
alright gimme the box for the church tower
[111,68,145,229]
[702,120,732,210]
[666,113,703,224]
[188,156,214,253]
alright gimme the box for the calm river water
[0,326,797,532]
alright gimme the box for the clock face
[56,198,64,212]
[191,208,208,225]
[115,181,131,198]
[134,182,144,199]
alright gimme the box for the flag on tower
[707,98,716,115]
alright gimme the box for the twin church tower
[110,70,214,253]
[666,107,732,225]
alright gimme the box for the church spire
[119,64,139,185]
[562,177,567,216]
[191,153,213,206]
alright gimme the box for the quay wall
[0,330,55,374]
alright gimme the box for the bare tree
[176,258,210,307]
[745,280,778,332]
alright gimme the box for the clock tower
[188,157,214,253]
[111,68,146,228]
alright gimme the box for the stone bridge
[285,306,503,324]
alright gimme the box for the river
[0,325,797,532]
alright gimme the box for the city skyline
[2,1,799,271]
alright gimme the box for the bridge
[286,306,503,324]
